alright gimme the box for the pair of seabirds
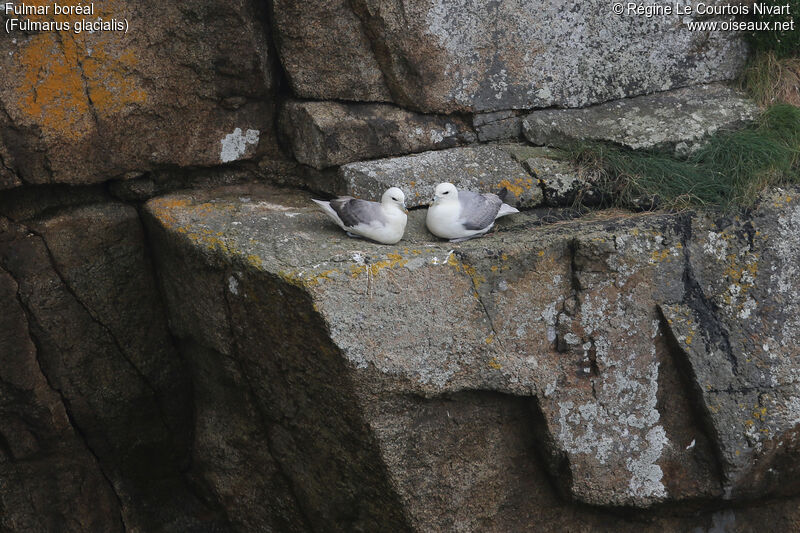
[312,183,519,244]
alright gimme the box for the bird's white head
[382,187,407,212]
[432,182,458,204]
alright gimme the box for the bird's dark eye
[442,191,449,195]
[392,197,398,201]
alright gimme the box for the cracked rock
[339,145,543,209]
[523,84,758,155]
[280,100,475,170]
[0,0,278,186]
[660,190,800,499]
[0,265,123,532]
[0,205,222,531]
[270,0,392,102]
[346,0,746,113]
[143,184,800,522]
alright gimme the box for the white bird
[312,187,408,244]
[426,182,519,242]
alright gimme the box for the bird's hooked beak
[402,201,408,214]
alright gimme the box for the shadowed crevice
[4,265,127,531]
[28,225,176,440]
[220,271,317,533]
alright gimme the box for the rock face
[521,148,602,207]
[473,111,525,142]
[345,0,747,113]
[270,0,392,102]
[142,184,800,529]
[339,145,542,208]
[661,194,800,498]
[337,144,600,209]
[523,84,759,154]
[0,205,223,531]
[0,0,783,529]
[280,100,475,169]
[0,0,277,187]
[0,257,123,532]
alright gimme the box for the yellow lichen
[496,177,533,198]
[350,252,409,279]
[10,0,147,140]
[278,268,339,288]
[650,249,671,263]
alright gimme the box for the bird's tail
[312,199,347,229]
[496,203,520,218]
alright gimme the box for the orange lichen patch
[350,252,409,279]
[9,0,147,139]
[488,357,502,370]
[81,42,147,116]
[16,32,93,140]
[149,198,192,228]
[152,198,191,210]
[445,253,487,288]
[368,253,408,276]
[246,254,264,268]
[722,253,760,311]
[496,177,533,197]
[724,257,759,287]
[279,268,339,288]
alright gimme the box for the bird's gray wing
[329,197,386,227]
[458,190,502,230]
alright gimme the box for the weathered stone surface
[0,206,221,530]
[0,0,277,186]
[661,190,800,499]
[270,0,391,102]
[520,148,602,207]
[143,184,800,524]
[0,184,112,221]
[0,265,123,532]
[347,0,747,113]
[339,145,543,208]
[279,100,475,169]
[473,111,524,142]
[145,186,411,532]
[0,138,21,190]
[523,84,758,154]
[182,339,309,532]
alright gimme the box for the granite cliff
[1,1,798,531]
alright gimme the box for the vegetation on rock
[741,51,800,107]
[567,104,800,209]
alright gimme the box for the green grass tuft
[566,104,800,210]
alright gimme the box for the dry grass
[741,51,800,108]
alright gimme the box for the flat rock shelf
[141,184,800,531]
